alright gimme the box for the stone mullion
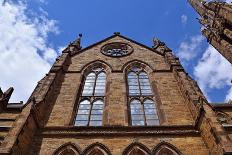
[137,72,142,96]
[92,73,98,97]
[142,101,147,126]
[87,101,93,126]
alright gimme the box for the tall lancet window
[127,67,159,126]
[75,68,106,126]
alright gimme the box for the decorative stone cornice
[41,126,200,137]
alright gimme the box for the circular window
[101,42,133,57]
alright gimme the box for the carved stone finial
[73,34,82,48]
[114,32,120,35]
[0,87,14,109]
[152,38,165,49]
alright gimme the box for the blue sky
[29,0,200,49]
[1,0,232,103]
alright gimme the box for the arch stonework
[80,60,112,75]
[122,59,154,74]
[82,142,112,155]
[53,143,81,155]
[152,142,183,155]
[122,142,151,155]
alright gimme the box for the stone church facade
[1,33,232,155]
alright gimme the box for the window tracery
[127,67,159,126]
[101,42,133,57]
[75,68,106,126]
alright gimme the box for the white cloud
[181,14,188,26]
[193,46,232,102]
[57,46,66,54]
[177,35,204,61]
[43,48,58,63]
[0,1,59,102]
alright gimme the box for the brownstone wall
[29,136,209,155]
[5,35,226,155]
[46,36,194,127]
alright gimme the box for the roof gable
[71,33,164,57]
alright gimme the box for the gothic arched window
[127,67,159,126]
[75,68,106,126]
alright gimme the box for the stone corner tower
[188,0,232,64]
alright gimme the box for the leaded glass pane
[128,72,140,96]
[146,119,159,126]
[130,99,141,108]
[131,108,143,115]
[92,100,104,109]
[144,99,159,126]
[132,120,145,126]
[139,72,153,95]
[82,73,96,96]
[76,114,89,120]
[90,115,102,120]
[75,120,88,126]
[78,100,91,109]
[144,103,155,109]
[77,110,90,115]
[91,109,103,115]
[144,108,156,114]
[131,67,141,72]
[75,100,91,126]
[89,121,102,126]
[90,100,104,126]
[130,100,145,126]
[94,72,106,96]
